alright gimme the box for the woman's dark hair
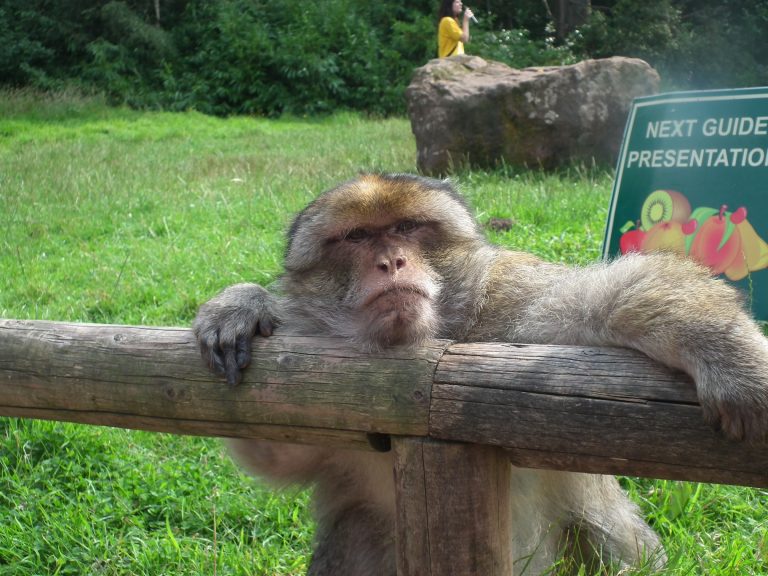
[438,0,456,22]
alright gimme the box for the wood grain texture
[1,319,766,486]
[0,319,443,448]
[393,438,512,576]
[432,342,768,487]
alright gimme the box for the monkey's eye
[344,228,370,242]
[394,220,420,235]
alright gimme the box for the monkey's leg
[226,439,332,484]
[509,470,665,574]
[307,504,396,576]
[558,473,666,572]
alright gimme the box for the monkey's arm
[193,283,283,386]
[492,252,768,442]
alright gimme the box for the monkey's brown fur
[194,173,768,575]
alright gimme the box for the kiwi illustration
[640,189,692,231]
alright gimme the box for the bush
[164,0,437,116]
[472,24,577,68]
[0,8,53,86]
[2,0,767,115]
[571,0,768,90]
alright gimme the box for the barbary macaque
[194,173,768,575]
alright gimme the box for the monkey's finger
[257,318,274,337]
[202,338,227,376]
[701,397,767,442]
[236,337,252,370]
[716,399,768,443]
[718,410,744,442]
[700,401,721,431]
[743,410,768,444]
[223,350,242,387]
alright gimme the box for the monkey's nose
[377,255,407,274]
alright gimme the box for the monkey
[193,173,768,575]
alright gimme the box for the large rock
[406,56,660,174]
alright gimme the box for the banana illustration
[735,217,768,271]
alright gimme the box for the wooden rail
[2,319,767,574]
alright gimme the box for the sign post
[604,88,768,321]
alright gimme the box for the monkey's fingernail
[225,364,242,387]
[259,319,274,336]
[211,354,227,375]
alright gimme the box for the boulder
[406,56,660,174]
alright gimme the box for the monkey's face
[281,174,485,348]
[334,219,442,348]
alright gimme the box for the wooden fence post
[393,437,512,576]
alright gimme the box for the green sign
[603,87,768,321]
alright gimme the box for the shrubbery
[471,25,577,69]
[1,0,766,116]
[163,0,436,116]
[572,0,768,90]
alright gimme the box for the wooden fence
[1,319,766,574]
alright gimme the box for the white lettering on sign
[626,147,768,169]
[645,116,768,140]
[701,116,768,137]
[645,119,699,138]
[634,113,768,169]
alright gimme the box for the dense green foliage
[2,0,767,116]
[2,90,768,575]
[572,0,768,90]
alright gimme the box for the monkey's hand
[193,283,281,386]
[691,327,768,443]
[509,253,768,443]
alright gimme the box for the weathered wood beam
[393,438,512,576]
[1,319,766,487]
[0,319,443,451]
[432,343,768,487]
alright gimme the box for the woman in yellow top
[438,0,474,58]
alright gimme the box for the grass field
[1,90,766,575]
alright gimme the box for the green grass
[0,419,311,576]
[1,90,766,575]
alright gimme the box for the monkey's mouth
[355,284,439,347]
[363,285,431,308]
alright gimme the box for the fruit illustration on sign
[640,189,692,229]
[728,209,768,280]
[619,221,646,253]
[689,205,742,276]
[642,221,687,255]
[618,189,768,281]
